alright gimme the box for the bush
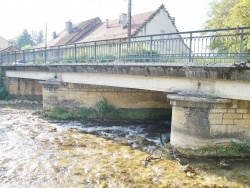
[122,49,160,62]
[95,98,120,118]
[46,107,74,119]
[0,71,11,100]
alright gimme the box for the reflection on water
[0,105,249,187]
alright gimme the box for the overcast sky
[0,0,213,40]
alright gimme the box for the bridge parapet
[1,63,250,80]
[2,63,250,101]
[1,27,250,64]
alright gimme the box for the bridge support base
[167,92,250,148]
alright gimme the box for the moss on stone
[175,141,250,158]
[119,108,171,120]
[43,98,171,120]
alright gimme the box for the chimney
[106,19,109,28]
[52,31,57,39]
[65,20,73,34]
[171,17,175,24]
[119,13,127,29]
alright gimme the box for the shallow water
[0,104,249,187]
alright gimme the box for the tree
[36,30,44,44]
[204,0,249,29]
[17,29,34,49]
[31,30,44,45]
[230,0,250,27]
[204,0,250,55]
[21,44,35,50]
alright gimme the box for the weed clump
[0,71,11,100]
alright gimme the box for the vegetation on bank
[175,141,250,158]
[43,98,170,120]
[0,71,11,100]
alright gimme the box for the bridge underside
[5,70,250,101]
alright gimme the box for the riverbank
[0,103,249,187]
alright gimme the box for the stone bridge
[1,62,250,148]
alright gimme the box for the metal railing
[1,27,250,65]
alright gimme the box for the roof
[132,4,179,36]
[0,36,10,51]
[41,17,102,47]
[0,46,19,53]
[38,4,179,47]
[81,4,179,42]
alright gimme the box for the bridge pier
[167,92,250,148]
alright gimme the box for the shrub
[0,71,11,100]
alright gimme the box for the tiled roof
[81,4,178,42]
[0,46,19,53]
[0,36,10,51]
[81,11,154,42]
[37,4,178,47]
[44,17,102,47]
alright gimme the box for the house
[78,4,188,58]
[23,4,188,63]
[40,17,102,47]
[81,4,179,42]
[0,36,19,53]
[0,36,20,63]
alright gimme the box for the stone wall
[42,82,171,118]
[43,83,171,109]
[168,94,250,148]
[7,78,42,100]
[210,100,250,142]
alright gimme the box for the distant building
[78,4,188,55]
[5,4,188,63]
[0,36,19,53]
[81,4,179,42]
[38,17,102,47]
[43,4,180,44]
[42,4,187,55]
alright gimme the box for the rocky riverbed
[0,101,249,187]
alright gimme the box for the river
[0,101,249,188]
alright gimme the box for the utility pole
[127,0,132,42]
[45,23,48,48]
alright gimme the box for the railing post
[239,29,244,63]
[94,41,97,62]
[58,46,61,63]
[7,52,9,64]
[74,44,77,63]
[23,50,25,61]
[14,51,17,63]
[150,36,153,62]
[188,32,193,63]
[44,47,47,63]
[118,39,122,62]
[33,49,35,63]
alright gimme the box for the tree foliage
[205,0,250,29]
[17,29,34,49]
[32,30,44,45]
[230,0,250,27]
[204,0,250,56]
[15,29,44,49]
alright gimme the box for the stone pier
[167,91,250,148]
[7,78,42,100]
